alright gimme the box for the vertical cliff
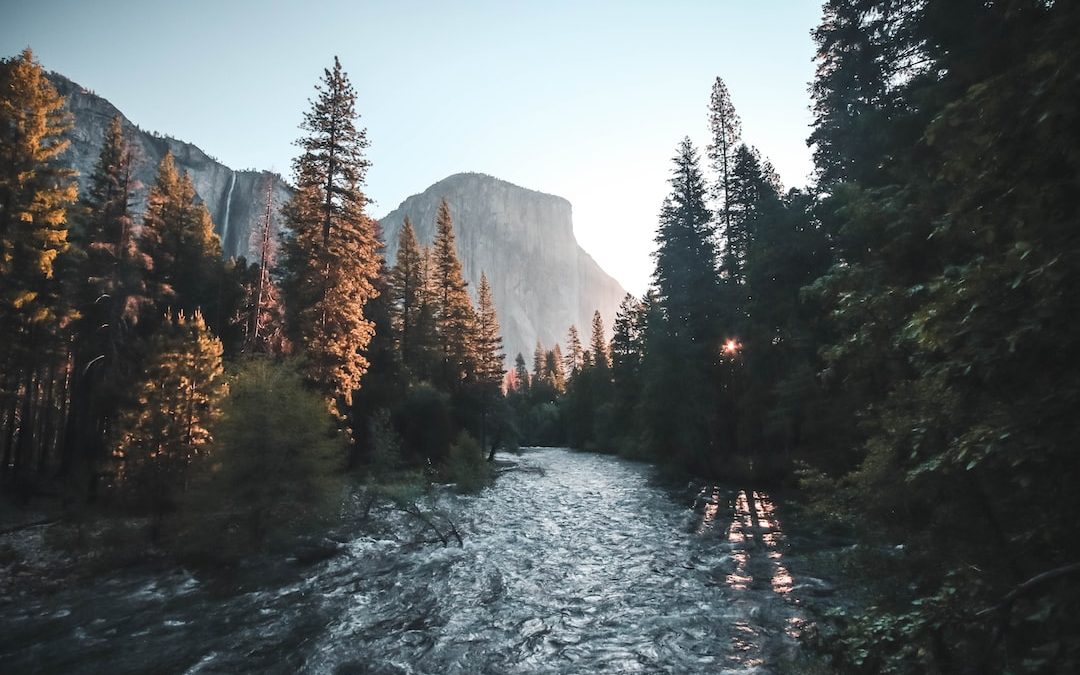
[378,173,627,365]
[50,73,291,261]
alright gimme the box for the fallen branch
[971,561,1080,674]
[386,501,464,548]
[977,561,1080,618]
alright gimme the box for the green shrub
[446,431,490,493]
[397,383,453,463]
[176,357,345,560]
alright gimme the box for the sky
[2,0,823,296]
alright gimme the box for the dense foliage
[0,53,513,560]
[504,3,1080,671]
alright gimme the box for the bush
[176,357,345,560]
[397,383,453,463]
[367,408,402,479]
[446,431,490,493]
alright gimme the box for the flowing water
[220,172,236,254]
[0,448,819,674]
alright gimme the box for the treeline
[505,86,829,481]
[0,51,509,550]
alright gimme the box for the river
[0,448,820,674]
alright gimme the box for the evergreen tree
[139,152,223,330]
[0,49,78,483]
[797,2,1080,669]
[389,216,425,375]
[64,115,145,477]
[112,310,225,534]
[589,310,609,371]
[184,357,343,555]
[721,144,780,283]
[349,233,403,467]
[278,57,381,417]
[646,138,722,469]
[473,272,505,387]
[609,293,646,450]
[532,340,545,383]
[653,138,720,346]
[544,346,566,393]
[243,176,287,355]
[564,325,583,377]
[429,199,476,389]
[512,352,530,394]
[472,271,505,459]
[707,76,742,236]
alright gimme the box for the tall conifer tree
[139,152,223,329]
[564,325,583,377]
[589,310,609,371]
[279,57,381,416]
[647,138,723,468]
[112,310,225,532]
[429,199,476,389]
[0,49,77,480]
[707,77,742,238]
[390,216,425,375]
[474,272,505,388]
[512,353,530,394]
[65,115,144,473]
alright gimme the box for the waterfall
[221,172,236,256]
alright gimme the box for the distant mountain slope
[379,173,627,365]
[50,73,291,260]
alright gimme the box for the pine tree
[243,176,287,354]
[564,325,583,377]
[278,57,381,416]
[721,144,781,283]
[646,138,723,468]
[589,310,609,371]
[532,340,545,382]
[707,76,742,236]
[0,49,78,481]
[188,357,343,553]
[139,152,223,330]
[545,346,566,393]
[653,138,720,346]
[112,310,225,532]
[512,352,530,394]
[390,216,425,375]
[429,198,476,389]
[349,227,404,467]
[65,115,145,474]
[610,293,646,447]
[474,272,505,387]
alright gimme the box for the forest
[2,1,1079,672]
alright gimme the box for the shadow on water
[0,448,823,674]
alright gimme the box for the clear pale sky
[2,0,823,296]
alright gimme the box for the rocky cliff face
[379,173,627,365]
[53,74,627,364]
[50,73,291,261]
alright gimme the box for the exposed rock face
[379,173,627,365]
[51,74,627,364]
[50,73,291,260]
